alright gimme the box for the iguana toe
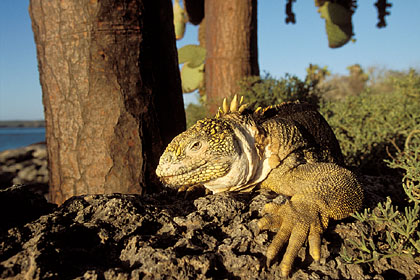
[259,199,325,277]
[258,202,283,231]
[308,224,323,262]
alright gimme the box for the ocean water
[0,127,46,152]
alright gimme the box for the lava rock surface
[1,183,418,279]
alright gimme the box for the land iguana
[156,95,363,277]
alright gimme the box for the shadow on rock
[1,179,419,279]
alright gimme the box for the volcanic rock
[1,182,418,279]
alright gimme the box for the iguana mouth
[159,174,200,188]
[157,159,231,188]
[158,168,208,188]
[156,159,207,178]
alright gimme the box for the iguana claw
[259,199,310,277]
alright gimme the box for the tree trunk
[205,0,259,114]
[29,0,185,205]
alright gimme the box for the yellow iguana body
[156,96,363,277]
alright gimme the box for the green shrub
[341,130,420,264]
[184,93,209,128]
[338,71,420,263]
[185,101,208,128]
[185,73,324,128]
[386,130,420,204]
[392,68,420,98]
[322,64,369,100]
[238,74,323,110]
[320,79,420,173]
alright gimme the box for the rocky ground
[0,145,419,279]
[0,143,49,195]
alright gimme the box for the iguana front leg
[259,163,363,277]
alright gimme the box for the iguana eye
[189,141,202,152]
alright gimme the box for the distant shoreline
[0,120,45,128]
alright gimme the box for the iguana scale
[156,96,363,277]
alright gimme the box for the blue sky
[0,1,419,120]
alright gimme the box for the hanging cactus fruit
[173,0,186,40]
[180,63,204,93]
[318,2,353,48]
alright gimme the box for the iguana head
[156,117,240,192]
[156,95,266,193]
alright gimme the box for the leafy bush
[320,70,420,173]
[320,91,420,173]
[185,101,209,128]
[341,130,420,264]
[322,64,369,100]
[337,70,420,265]
[185,73,324,127]
[392,68,420,98]
[238,74,323,110]
[386,129,420,205]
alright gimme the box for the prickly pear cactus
[178,44,206,93]
[178,44,206,68]
[180,63,204,93]
[173,0,186,40]
[318,2,353,48]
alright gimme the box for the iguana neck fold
[204,122,272,193]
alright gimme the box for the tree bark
[29,0,185,204]
[205,0,259,114]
